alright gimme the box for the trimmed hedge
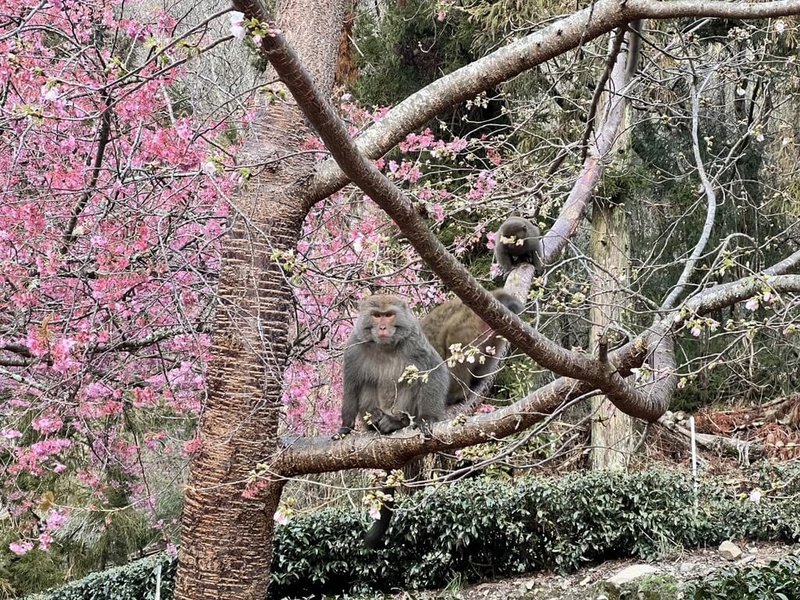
[271,470,710,596]
[28,468,800,599]
[24,554,175,600]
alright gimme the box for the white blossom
[230,11,246,40]
[41,85,59,102]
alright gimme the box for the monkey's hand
[375,415,406,435]
[418,420,435,439]
[332,426,353,440]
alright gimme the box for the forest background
[1,0,800,598]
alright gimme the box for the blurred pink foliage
[0,1,504,556]
[0,0,235,553]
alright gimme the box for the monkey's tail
[363,486,394,549]
[363,457,423,548]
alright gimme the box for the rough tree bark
[590,30,637,470]
[174,1,346,599]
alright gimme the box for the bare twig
[661,72,717,310]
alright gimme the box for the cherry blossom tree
[0,0,239,586]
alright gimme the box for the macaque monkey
[494,217,545,276]
[421,288,524,405]
[337,294,448,549]
[338,294,448,437]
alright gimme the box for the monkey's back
[420,300,461,361]
[421,290,523,359]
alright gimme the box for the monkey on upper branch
[337,294,448,437]
[494,217,545,277]
[421,288,524,406]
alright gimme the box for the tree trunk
[175,162,304,598]
[589,32,636,470]
[175,1,346,598]
[589,198,635,469]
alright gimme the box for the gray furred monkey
[338,294,448,436]
[337,294,448,548]
[421,288,524,405]
[494,217,544,276]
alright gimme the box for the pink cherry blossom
[9,541,34,556]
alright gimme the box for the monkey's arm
[338,400,358,436]
[494,244,515,273]
[529,238,545,276]
[336,347,361,437]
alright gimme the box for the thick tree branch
[305,0,800,203]
[278,375,597,476]
[763,248,800,276]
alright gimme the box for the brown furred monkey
[421,288,524,405]
[494,217,545,276]
[337,294,448,548]
[338,294,448,436]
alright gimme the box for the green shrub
[29,468,800,599]
[24,554,175,600]
[686,552,800,599]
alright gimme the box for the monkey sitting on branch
[335,294,449,548]
[494,216,545,277]
[337,294,449,437]
[421,288,524,406]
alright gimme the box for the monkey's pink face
[370,311,398,344]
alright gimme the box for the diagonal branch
[540,28,630,265]
[60,91,113,254]
[304,0,800,204]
